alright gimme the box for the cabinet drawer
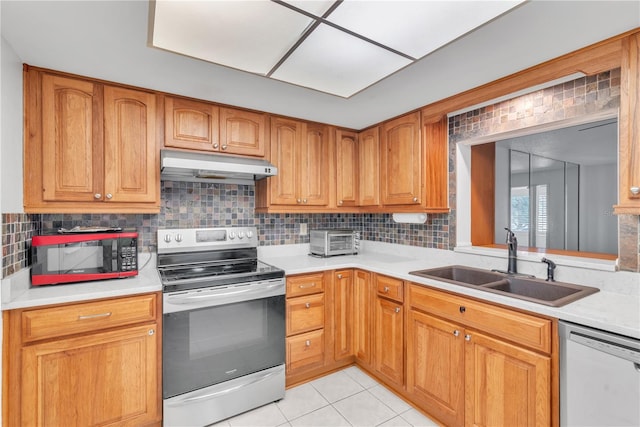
[408,284,551,353]
[21,293,158,343]
[287,273,325,298]
[286,329,325,372]
[287,294,325,336]
[376,274,404,302]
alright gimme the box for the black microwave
[31,231,138,285]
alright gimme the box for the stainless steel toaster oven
[309,229,359,257]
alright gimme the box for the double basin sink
[409,265,599,307]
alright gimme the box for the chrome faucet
[505,227,518,274]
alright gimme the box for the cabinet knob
[213,143,219,149]
[394,307,401,313]
[412,197,419,203]
[465,334,471,341]
[338,200,343,206]
[305,340,311,347]
[303,199,308,204]
[453,330,460,337]
[384,286,390,293]
[297,198,302,203]
[94,193,102,199]
[148,329,155,336]
[631,186,640,196]
[337,274,343,279]
[222,145,228,150]
[305,302,311,308]
[105,193,113,199]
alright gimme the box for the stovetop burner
[157,227,285,293]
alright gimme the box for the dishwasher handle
[570,331,640,365]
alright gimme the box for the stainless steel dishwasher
[559,321,640,426]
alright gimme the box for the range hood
[160,149,277,185]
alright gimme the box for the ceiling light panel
[152,0,315,74]
[283,1,337,17]
[326,0,525,59]
[271,23,411,97]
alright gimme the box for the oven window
[163,294,285,399]
[46,242,104,272]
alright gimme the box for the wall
[450,68,639,271]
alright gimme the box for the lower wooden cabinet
[3,292,162,427]
[373,274,404,388]
[354,269,373,367]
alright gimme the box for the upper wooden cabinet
[165,98,267,157]
[24,67,160,213]
[380,112,422,206]
[258,117,331,209]
[615,33,640,214]
[335,130,358,208]
[357,127,380,207]
[165,96,219,151]
[422,115,449,212]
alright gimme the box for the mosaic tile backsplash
[2,69,638,276]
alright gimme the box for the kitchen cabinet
[407,284,552,427]
[260,118,331,210]
[23,67,160,213]
[354,269,373,367]
[220,107,267,157]
[332,269,354,361]
[374,274,404,388]
[380,112,422,206]
[285,272,327,379]
[357,126,380,206]
[421,115,450,212]
[335,130,358,208]
[164,95,220,151]
[3,293,162,426]
[615,32,640,214]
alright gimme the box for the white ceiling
[1,1,639,129]
[151,1,523,97]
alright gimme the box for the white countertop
[1,253,162,310]
[259,241,640,340]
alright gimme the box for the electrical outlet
[299,223,308,235]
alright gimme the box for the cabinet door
[374,297,404,387]
[103,86,158,203]
[423,115,449,211]
[270,117,300,205]
[407,309,464,427]
[333,269,354,361]
[41,74,102,202]
[615,33,640,213]
[220,107,266,157]
[336,130,358,208]
[358,127,380,206]
[300,123,330,206]
[21,323,160,427]
[164,96,220,151]
[381,112,422,205]
[354,270,373,366]
[465,331,551,427]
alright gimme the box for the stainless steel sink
[409,265,599,307]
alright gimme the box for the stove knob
[175,234,183,243]
[238,231,245,239]
[163,234,172,243]
[228,231,236,240]
[246,230,254,238]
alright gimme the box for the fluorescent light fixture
[392,213,428,224]
[151,0,525,98]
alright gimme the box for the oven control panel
[158,227,258,253]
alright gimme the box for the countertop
[259,241,640,340]
[2,243,639,341]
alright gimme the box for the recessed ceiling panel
[271,23,411,97]
[326,0,525,59]
[152,0,314,74]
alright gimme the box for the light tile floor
[212,366,439,427]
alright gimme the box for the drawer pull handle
[453,330,460,337]
[299,283,316,289]
[465,334,471,342]
[384,286,390,293]
[305,302,311,308]
[78,312,112,320]
[305,340,311,347]
[395,307,400,313]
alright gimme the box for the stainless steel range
[158,227,285,427]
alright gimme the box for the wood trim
[470,143,495,246]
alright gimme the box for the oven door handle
[166,365,285,405]
[167,282,283,304]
